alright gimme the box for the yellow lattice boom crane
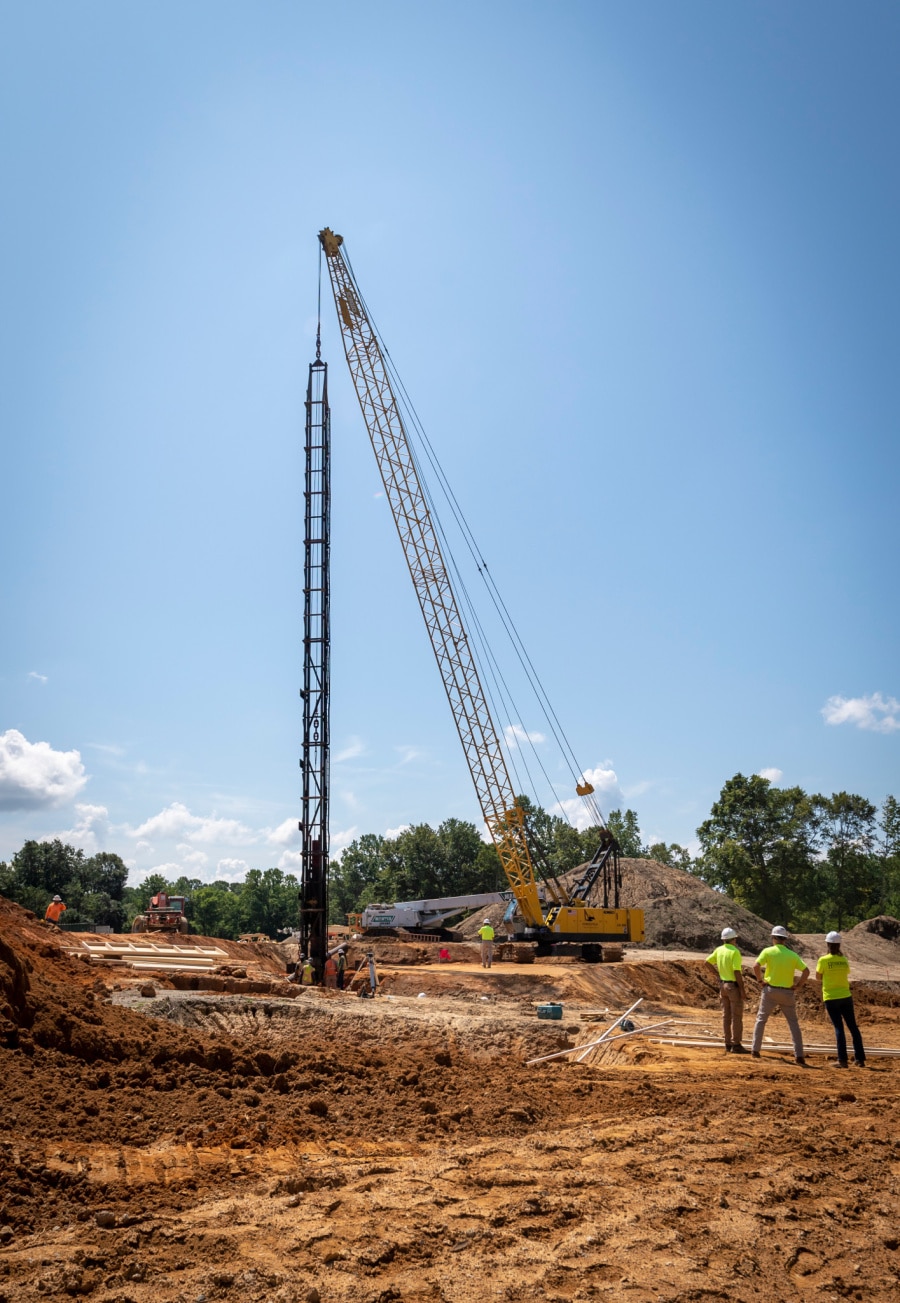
[319,228,643,959]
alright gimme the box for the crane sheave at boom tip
[319,228,343,256]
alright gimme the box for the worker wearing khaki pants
[478,920,495,969]
[705,927,747,1053]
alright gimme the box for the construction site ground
[2,896,900,1302]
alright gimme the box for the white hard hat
[771,925,790,939]
[483,919,490,924]
[826,931,842,944]
[52,895,62,902]
[720,927,737,941]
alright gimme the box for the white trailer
[360,889,516,934]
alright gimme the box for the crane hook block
[319,228,344,257]
[576,782,595,796]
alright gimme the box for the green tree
[696,774,818,924]
[648,842,693,872]
[607,809,646,859]
[814,792,878,929]
[879,795,900,916]
[1,840,130,924]
[191,882,244,939]
[329,833,390,922]
[238,868,300,937]
[82,852,129,900]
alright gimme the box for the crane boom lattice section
[319,229,543,926]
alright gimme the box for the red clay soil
[2,893,900,1303]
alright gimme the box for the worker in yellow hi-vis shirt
[705,927,748,1054]
[478,919,495,969]
[751,925,809,1065]
[816,931,866,1068]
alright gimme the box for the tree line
[0,844,301,940]
[2,775,897,938]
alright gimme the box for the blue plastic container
[536,1002,563,1020]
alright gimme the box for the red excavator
[131,891,190,935]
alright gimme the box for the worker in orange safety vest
[44,895,67,924]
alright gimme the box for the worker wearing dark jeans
[705,927,747,1053]
[336,948,347,991]
[816,931,866,1068]
[44,895,66,924]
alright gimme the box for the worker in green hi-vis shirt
[705,927,748,1054]
[816,931,866,1068]
[751,925,809,1065]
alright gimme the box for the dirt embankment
[3,892,900,1303]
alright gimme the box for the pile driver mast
[298,344,331,975]
[318,228,643,955]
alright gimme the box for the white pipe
[527,998,644,1065]
[575,1020,674,1060]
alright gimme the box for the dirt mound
[792,916,900,972]
[853,914,900,942]
[456,856,775,952]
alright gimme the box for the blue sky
[2,1,898,885]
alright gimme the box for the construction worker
[44,895,67,925]
[336,947,347,990]
[478,918,495,969]
[300,956,315,986]
[705,927,748,1053]
[323,953,338,989]
[816,931,866,1068]
[750,925,809,1065]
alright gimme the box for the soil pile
[457,856,776,952]
[3,892,900,1303]
[793,915,900,970]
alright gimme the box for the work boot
[834,1061,849,1069]
[854,1061,867,1068]
[750,1050,761,1058]
[731,1045,750,1055]
[794,1058,809,1067]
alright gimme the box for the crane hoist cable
[341,244,605,835]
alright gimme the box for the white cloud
[331,826,359,856]
[216,858,252,882]
[395,745,424,765]
[552,762,625,830]
[176,844,209,868]
[504,723,546,749]
[0,729,88,811]
[266,817,300,847]
[623,780,652,799]
[147,862,184,879]
[334,737,365,763]
[47,803,110,853]
[87,742,126,758]
[757,767,783,783]
[131,802,255,845]
[822,693,900,734]
[27,671,48,684]
[278,849,303,872]
[135,840,153,853]
[384,823,411,840]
